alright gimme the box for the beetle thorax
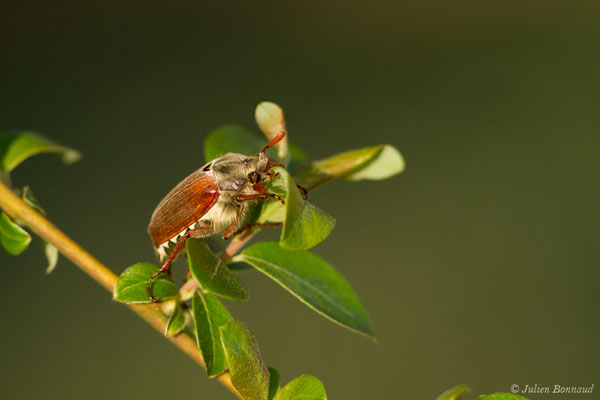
[210,153,269,193]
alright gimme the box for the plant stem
[0,181,242,399]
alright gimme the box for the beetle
[146,131,301,302]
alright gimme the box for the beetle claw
[147,271,164,303]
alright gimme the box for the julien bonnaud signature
[511,384,595,395]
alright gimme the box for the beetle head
[244,131,286,184]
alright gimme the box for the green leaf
[257,168,289,224]
[293,144,404,190]
[192,292,233,376]
[165,302,188,336]
[186,239,248,301]
[235,242,373,336]
[280,168,335,251]
[346,144,405,181]
[275,375,326,400]
[204,124,273,162]
[113,263,177,303]
[220,321,270,400]
[258,167,335,251]
[0,132,81,174]
[228,262,253,271]
[44,242,59,274]
[479,394,530,400]
[281,199,335,252]
[267,367,280,400]
[436,385,470,400]
[255,102,289,164]
[21,186,46,215]
[0,212,31,255]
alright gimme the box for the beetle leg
[267,162,284,170]
[147,227,212,302]
[297,185,308,199]
[253,183,266,193]
[233,222,282,238]
[236,192,285,205]
[147,232,189,302]
[266,169,280,179]
[187,226,213,239]
[223,206,245,240]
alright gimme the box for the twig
[0,181,242,399]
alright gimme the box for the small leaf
[281,198,335,252]
[258,168,335,251]
[436,385,470,400]
[186,239,248,301]
[279,168,335,251]
[44,242,59,274]
[293,144,404,190]
[192,292,233,376]
[0,212,31,255]
[345,144,405,181]
[220,321,270,400]
[479,394,530,400]
[22,186,46,215]
[257,168,289,224]
[255,102,289,163]
[268,367,280,400]
[113,263,177,303]
[165,302,188,336]
[0,132,81,174]
[204,124,273,162]
[275,375,326,400]
[235,242,373,336]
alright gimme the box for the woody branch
[0,181,242,399]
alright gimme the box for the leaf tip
[62,148,82,165]
[436,384,470,400]
[255,101,288,162]
[255,102,284,134]
[44,242,59,274]
[0,212,32,255]
[345,144,405,181]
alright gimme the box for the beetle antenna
[261,131,286,155]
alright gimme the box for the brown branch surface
[0,181,242,399]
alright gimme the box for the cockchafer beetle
[146,131,306,302]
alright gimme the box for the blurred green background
[1,1,599,399]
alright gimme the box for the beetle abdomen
[148,169,220,246]
[153,197,240,262]
[154,219,206,262]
